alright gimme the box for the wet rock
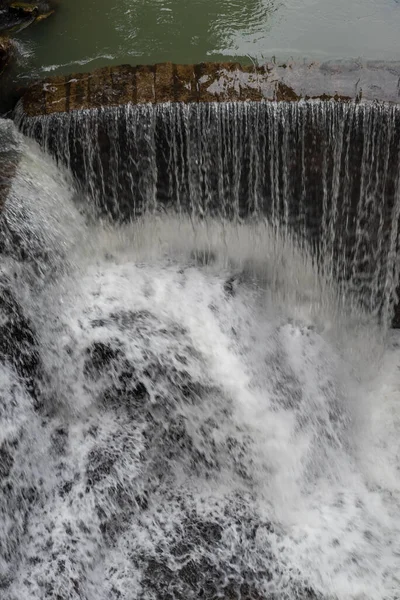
[86,447,116,486]
[392,306,400,329]
[50,427,68,456]
[0,155,16,211]
[0,0,54,35]
[0,153,16,211]
[133,493,321,600]
[9,1,39,14]
[224,274,240,297]
[17,60,400,118]
[0,117,18,208]
[83,338,151,412]
[0,280,42,400]
[0,35,11,76]
[0,2,34,33]
[83,340,122,380]
[184,517,223,545]
[0,444,14,479]
[9,1,55,25]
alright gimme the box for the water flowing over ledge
[1,118,400,600]
[16,99,400,328]
[12,61,400,334]
[2,56,400,598]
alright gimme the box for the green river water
[11,0,400,81]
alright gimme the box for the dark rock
[86,447,116,486]
[51,427,68,455]
[0,0,54,35]
[185,518,223,545]
[0,3,35,34]
[224,275,238,297]
[0,280,42,401]
[0,35,11,75]
[0,120,18,205]
[0,36,14,114]
[0,155,16,209]
[83,340,122,380]
[0,444,13,479]
[134,493,321,600]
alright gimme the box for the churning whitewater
[1,118,400,600]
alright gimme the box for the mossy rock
[35,9,53,21]
[0,0,54,34]
[9,1,39,12]
[9,0,55,14]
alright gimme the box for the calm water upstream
[11,0,400,81]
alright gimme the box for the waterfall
[18,100,400,327]
[2,97,400,599]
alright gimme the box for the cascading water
[1,99,400,600]
[17,100,400,325]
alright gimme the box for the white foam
[1,120,400,599]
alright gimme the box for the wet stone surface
[18,60,400,117]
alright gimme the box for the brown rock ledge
[18,59,400,117]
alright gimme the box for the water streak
[17,100,400,326]
[2,101,400,599]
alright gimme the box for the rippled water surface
[11,0,400,80]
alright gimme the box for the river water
[10,0,400,81]
[1,113,400,599]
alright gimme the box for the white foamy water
[1,121,400,600]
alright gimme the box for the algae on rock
[0,0,54,35]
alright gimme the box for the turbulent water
[18,100,400,323]
[1,115,400,600]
